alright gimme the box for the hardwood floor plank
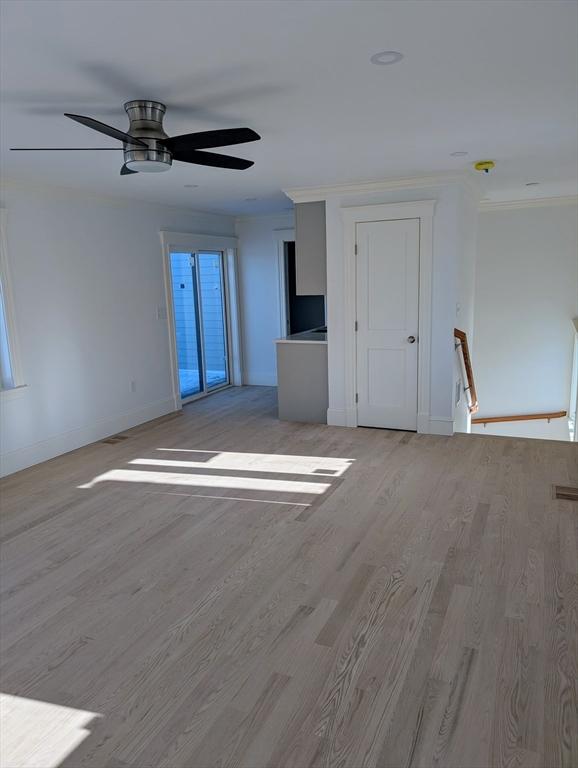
[375,612,446,768]
[430,584,473,682]
[315,563,376,647]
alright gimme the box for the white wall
[472,202,578,440]
[235,213,294,386]
[453,188,479,433]
[321,180,479,434]
[0,182,235,476]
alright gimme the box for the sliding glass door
[198,252,229,389]
[169,250,229,401]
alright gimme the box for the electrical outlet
[157,306,167,320]
[130,380,137,393]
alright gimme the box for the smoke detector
[474,160,495,174]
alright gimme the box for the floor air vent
[101,434,130,445]
[554,485,578,502]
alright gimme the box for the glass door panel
[169,252,203,399]
[197,252,229,389]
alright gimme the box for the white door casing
[356,218,420,430]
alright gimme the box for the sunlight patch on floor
[153,449,353,476]
[0,693,98,768]
[78,468,331,494]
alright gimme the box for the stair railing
[454,328,478,414]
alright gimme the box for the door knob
[407,335,416,344]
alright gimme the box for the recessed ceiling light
[370,50,404,66]
[525,182,540,186]
[450,151,468,157]
[183,184,199,188]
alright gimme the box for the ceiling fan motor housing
[123,100,172,172]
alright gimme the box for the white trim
[423,417,454,436]
[244,372,277,387]
[284,172,480,204]
[479,195,578,211]
[224,248,243,386]
[284,176,576,211]
[275,228,295,338]
[569,318,578,442]
[160,236,183,411]
[0,396,175,477]
[0,384,28,402]
[159,231,242,405]
[327,407,357,428]
[340,200,435,432]
[0,210,25,390]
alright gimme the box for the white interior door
[356,218,420,430]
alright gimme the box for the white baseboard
[328,408,453,435]
[243,371,277,386]
[0,397,176,477]
[417,412,430,434]
[327,407,356,427]
[425,417,455,436]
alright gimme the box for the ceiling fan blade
[65,113,147,147]
[173,149,254,170]
[11,147,122,151]
[163,127,260,152]
[120,164,138,175]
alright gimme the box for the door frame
[341,200,435,432]
[159,231,242,411]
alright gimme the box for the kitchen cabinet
[275,333,328,424]
[295,201,326,296]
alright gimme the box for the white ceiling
[1,0,577,215]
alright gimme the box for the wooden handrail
[472,410,567,426]
[454,328,479,414]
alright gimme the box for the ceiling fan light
[125,159,171,173]
[124,143,172,173]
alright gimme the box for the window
[0,211,23,393]
[170,251,204,398]
[0,280,15,389]
[197,251,228,389]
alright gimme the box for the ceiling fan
[10,100,260,175]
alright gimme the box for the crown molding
[283,172,482,204]
[479,195,578,211]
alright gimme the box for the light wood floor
[1,386,577,768]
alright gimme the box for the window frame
[0,210,26,398]
[195,250,231,394]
